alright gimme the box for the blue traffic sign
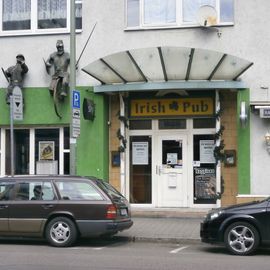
[72,90,80,109]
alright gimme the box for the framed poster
[200,140,215,164]
[194,167,216,199]
[39,141,55,161]
[132,142,148,165]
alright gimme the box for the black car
[200,198,270,255]
[0,175,133,247]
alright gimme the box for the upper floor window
[0,0,82,36]
[126,0,233,29]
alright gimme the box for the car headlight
[208,210,224,221]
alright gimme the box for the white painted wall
[0,0,269,193]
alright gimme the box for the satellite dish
[196,5,217,27]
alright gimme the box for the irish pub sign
[129,97,214,118]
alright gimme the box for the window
[3,127,69,175]
[159,119,186,129]
[0,181,15,201]
[129,136,152,204]
[193,134,216,204]
[30,181,55,200]
[0,0,82,35]
[193,118,216,128]
[55,181,104,201]
[14,181,55,200]
[126,0,233,29]
[129,120,152,130]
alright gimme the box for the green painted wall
[237,89,250,194]
[0,87,69,125]
[0,87,109,180]
[76,87,109,180]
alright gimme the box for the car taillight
[106,204,117,219]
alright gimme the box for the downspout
[119,93,126,195]
[216,90,221,207]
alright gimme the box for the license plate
[120,208,128,216]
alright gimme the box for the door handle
[0,205,8,209]
[156,165,161,175]
[42,204,54,209]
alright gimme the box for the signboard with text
[12,86,23,121]
[72,90,81,138]
[129,97,214,118]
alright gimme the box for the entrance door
[157,135,187,207]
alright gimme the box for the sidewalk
[117,207,209,243]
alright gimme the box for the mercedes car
[0,175,133,247]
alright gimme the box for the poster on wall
[200,140,215,163]
[39,141,55,161]
[132,142,148,165]
[194,167,216,199]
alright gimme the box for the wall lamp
[265,132,270,153]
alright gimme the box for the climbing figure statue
[2,54,28,105]
[44,40,70,118]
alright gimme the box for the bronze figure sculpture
[45,40,70,100]
[3,54,28,104]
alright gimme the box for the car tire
[224,221,260,255]
[45,217,78,247]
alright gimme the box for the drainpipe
[119,94,126,195]
[70,0,76,175]
[216,90,221,207]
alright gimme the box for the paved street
[0,239,270,270]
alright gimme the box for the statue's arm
[5,66,12,77]
[21,62,29,74]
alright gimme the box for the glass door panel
[129,136,152,204]
[5,129,30,175]
[193,134,216,204]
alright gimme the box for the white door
[157,135,188,207]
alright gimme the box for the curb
[132,214,205,219]
[131,211,207,219]
[116,235,201,245]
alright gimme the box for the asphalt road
[0,237,269,270]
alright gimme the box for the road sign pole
[70,0,76,175]
[9,94,14,176]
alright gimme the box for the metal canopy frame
[82,46,253,93]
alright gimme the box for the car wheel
[45,217,78,247]
[224,221,259,255]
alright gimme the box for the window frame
[0,0,82,36]
[126,0,234,30]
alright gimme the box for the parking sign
[72,90,80,109]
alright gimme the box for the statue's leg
[6,85,13,105]
[60,76,68,97]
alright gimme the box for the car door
[8,180,58,234]
[0,181,15,232]
[54,179,109,220]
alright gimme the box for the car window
[0,181,15,201]
[55,181,104,201]
[14,181,55,201]
[96,180,124,199]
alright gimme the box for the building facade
[0,0,270,209]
